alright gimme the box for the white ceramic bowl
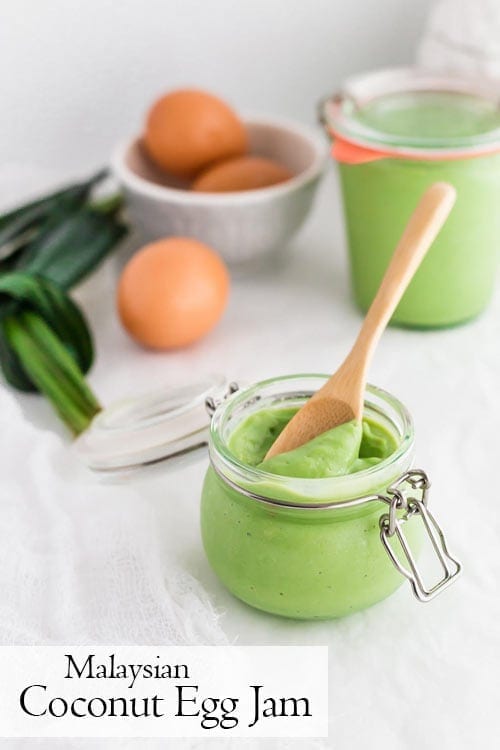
[111,116,327,267]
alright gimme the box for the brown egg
[117,237,229,350]
[144,89,247,178]
[192,156,293,192]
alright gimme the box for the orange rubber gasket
[329,128,500,164]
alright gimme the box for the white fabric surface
[418,0,500,80]
[0,387,227,647]
[1,157,499,750]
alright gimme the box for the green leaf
[0,170,126,433]
[0,170,110,271]
[18,206,127,291]
[0,322,35,391]
[0,169,107,233]
[0,272,94,374]
[0,273,101,433]
[2,312,99,434]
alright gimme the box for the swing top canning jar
[75,372,461,619]
[201,374,461,619]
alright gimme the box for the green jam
[200,395,418,620]
[337,88,500,327]
[228,407,397,478]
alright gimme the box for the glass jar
[320,68,500,328]
[201,374,460,619]
[75,372,461,619]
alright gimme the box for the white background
[1,0,433,173]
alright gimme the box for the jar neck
[322,67,500,159]
[209,375,415,508]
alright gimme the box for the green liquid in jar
[353,91,500,144]
[338,89,500,328]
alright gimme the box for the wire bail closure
[205,382,240,417]
[379,470,462,601]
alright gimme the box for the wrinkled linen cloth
[418,0,500,80]
[0,387,327,750]
[0,385,227,647]
[0,162,228,647]
[1,141,500,750]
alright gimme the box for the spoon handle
[265,181,457,460]
[349,181,456,366]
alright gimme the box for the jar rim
[209,374,414,507]
[320,66,500,158]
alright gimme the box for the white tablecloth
[1,166,499,749]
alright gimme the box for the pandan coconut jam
[201,375,461,619]
[74,373,461,619]
[321,68,500,328]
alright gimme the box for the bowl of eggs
[112,89,327,267]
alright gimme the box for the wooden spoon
[265,181,456,460]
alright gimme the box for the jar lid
[73,374,229,471]
[321,66,500,161]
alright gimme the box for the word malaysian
[65,654,189,689]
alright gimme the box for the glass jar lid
[321,66,500,159]
[74,374,229,471]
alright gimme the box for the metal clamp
[205,382,239,418]
[207,409,461,605]
[379,470,462,602]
